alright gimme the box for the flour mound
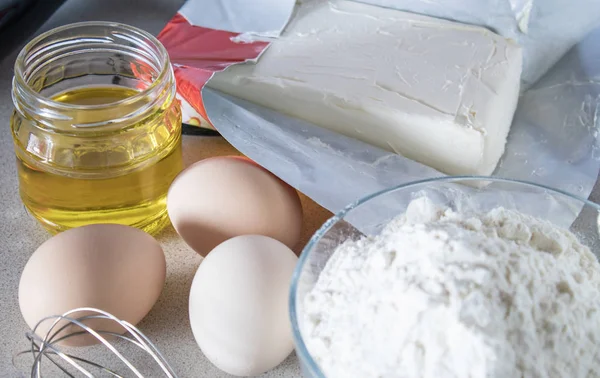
[303,198,600,378]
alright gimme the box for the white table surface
[0,0,305,376]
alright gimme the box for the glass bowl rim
[288,175,600,378]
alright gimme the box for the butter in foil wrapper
[158,0,600,228]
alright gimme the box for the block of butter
[208,0,523,176]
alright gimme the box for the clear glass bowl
[289,176,600,378]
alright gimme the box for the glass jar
[11,22,183,235]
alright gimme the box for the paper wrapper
[158,0,600,227]
[157,0,296,127]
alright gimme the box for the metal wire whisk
[14,307,178,378]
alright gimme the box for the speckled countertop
[0,1,331,376]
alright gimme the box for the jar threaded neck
[12,21,175,132]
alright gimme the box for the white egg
[189,235,298,376]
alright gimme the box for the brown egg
[18,224,166,346]
[167,156,303,256]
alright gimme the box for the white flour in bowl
[302,198,600,378]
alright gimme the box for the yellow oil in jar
[14,85,183,235]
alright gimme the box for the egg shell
[189,235,298,376]
[167,156,303,256]
[18,224,166,346]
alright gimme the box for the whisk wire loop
[15,307,178,378]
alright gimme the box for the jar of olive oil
[11,22,183,235]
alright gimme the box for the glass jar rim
[13,21,171,112]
